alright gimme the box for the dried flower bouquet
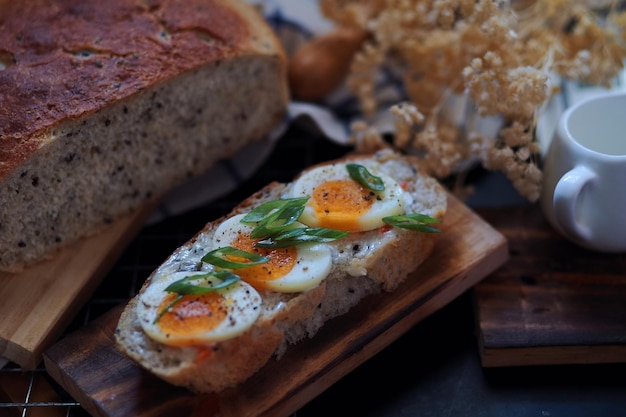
[321,0,626,201]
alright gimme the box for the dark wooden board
[474,203,626,367]
[43,194,509,417]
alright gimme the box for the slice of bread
[0,0,289,272]
[114,149,447,394]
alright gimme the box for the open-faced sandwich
[114,149,447,394]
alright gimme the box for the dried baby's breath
[321,0,626,201]
[348,119,390,153]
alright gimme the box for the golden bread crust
[0,0,283,179]
[0,0,288,272]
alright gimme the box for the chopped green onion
[201,246,268,269]
[255,227,350,248]
[382,213,441,233]
[154,294,183,324]
[346,163,385,191]
[164,270,241,295]
[241,197,309,239]
[249,205,303,239]
[241,197,309,223]
[154,270,241,323]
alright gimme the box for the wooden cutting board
[43,193,509,417]
[474,204,626,367]
[0,203,156,370]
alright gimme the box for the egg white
[137,270,262,346]
[287,162,407,231]
[212,214,332,292]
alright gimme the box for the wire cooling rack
[0,125,351,417]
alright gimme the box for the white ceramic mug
[541,91,626,252]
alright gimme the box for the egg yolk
[157,292,227,345]
[230,232,297,291]
[310,179,375,231]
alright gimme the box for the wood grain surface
[43,193,509,417]
[474,203,626,367]
[0,204,157,370]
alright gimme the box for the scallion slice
[255,227,350,248]
[346,163,385,191]
[241,197,309,223]
[241,197,309,239]
[163,270,241,295]
[155,270,241,323]
[382,213,441,233]
[201,246,268,269]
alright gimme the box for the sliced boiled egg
[288,162,406,232]
[137,270,262,346]
[212,214,332,292]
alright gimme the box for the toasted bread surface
[115,149,447,394]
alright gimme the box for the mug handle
[553,166,596,242]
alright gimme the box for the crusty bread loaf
[0,0,289,272]
[114,149,447,394]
